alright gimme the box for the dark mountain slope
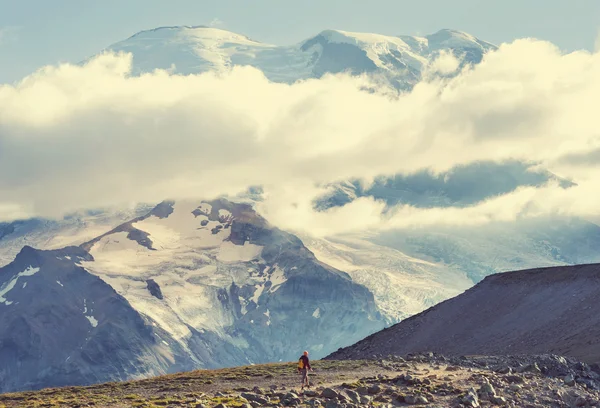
[0,246,179,393]
[327,263,600,364]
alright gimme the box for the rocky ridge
[326,263,600,365]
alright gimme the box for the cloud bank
[1,39,600,235]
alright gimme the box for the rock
[304,390,319,397]
[495,366,512,374]
[214,404,227,408]
[321,388,340,399]
[345,390,360,403]
[505,375,525,384]
[360,395,372,404]
[242,393,270,405]
[565,374,576,386]
[509,384,522,392]
[368,384,382,395]
[478,380,496,399]
[490,395,507,405]
[356,386,369,395]
[461,388,480,407]
[324,400,342,408]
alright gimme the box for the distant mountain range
[105,26,496,90]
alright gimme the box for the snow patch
[196,203,212,215]
[56,280,64,287]
[239,296,247,315]
[0,266,40,305]
[218,209,232,219]
[268,266,287,292]
[251,283,264,304]
[86,315,98,328]
[312,308,321,318]
[217,241,263,263]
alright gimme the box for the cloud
[428,50,460,75]
[209,18,223,27]
[1,39,600,235]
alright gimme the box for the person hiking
[298,350,312,390]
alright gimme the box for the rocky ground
[1,354,600,407]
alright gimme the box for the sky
[1,0,599,83]
[1,1,600,235]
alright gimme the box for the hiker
[298,350,312,390]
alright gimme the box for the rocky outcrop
[327,263,600,364]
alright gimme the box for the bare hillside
[327,264,600,364]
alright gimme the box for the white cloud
[209,18,223,27]
[0,39,600,234]
[428,50,461,75]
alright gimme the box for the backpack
[298,357,305,371]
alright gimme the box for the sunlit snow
[0,266,40,305]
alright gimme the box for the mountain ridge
[104,25,496,89]
[326,263,600,365]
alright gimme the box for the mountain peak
[124,25,264,45]
[425,28,497,50]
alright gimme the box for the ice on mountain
[196,203,212,216]
[217,241,263,263]
[251,283,265,304]
[218,209,232,219]
[85,315,98,328]
[0,266,40,305]
[268,266,286,292]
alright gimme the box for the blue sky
[0,0,599,83]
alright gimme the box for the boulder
[321,388,340,399]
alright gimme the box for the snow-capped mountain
[0,206,152,267]
[105,26,496,89]
[0,199,383,392]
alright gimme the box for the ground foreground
[1,354,600,407]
